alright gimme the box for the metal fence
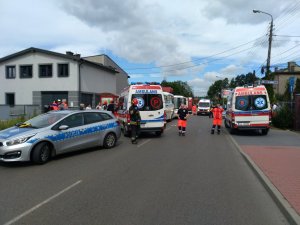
[0,105,41,121]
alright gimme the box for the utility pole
[253,10,273,78]
[266,17,273,78]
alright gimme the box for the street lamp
[253,9,273,78]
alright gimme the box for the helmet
[132,98,138,105]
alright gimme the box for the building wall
[84,55,128,95]
[80,63,117,94]
[273,62,300,95]
[0,52,79,104]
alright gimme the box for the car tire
[103,133,117,149]
[32,142,51,164]
[261,128,269,135]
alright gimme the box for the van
[197,99,211,115]
[163,92,175,121]
[173,95,186,118]
[117,83,166,136]
[224,85,271,135]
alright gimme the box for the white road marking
[4,180,82,225]
[137,139,151,148]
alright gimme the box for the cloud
[202,0,296,25]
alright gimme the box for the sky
[1,0,300,96]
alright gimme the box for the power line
[124,35,265,71]
[129,45,259,75]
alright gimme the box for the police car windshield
[25,112,68,128]
[235,95,268,111]
[132,94,163,111]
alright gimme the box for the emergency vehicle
[224,85,271,135]
[163,92,175,121]
[117,83,166,136]
[173,95,186,118]
[197,99,211,115]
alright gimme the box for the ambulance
[197,99,211,115]
[224,85,271,135]
[117,83,166,136]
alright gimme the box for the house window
[6,66,16,79]
[20,65,33,78]
[39,64,53,77]
[58,64,69,77]
[6,93,15,106]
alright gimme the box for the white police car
[0,110,121,164]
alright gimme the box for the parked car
[0,110,121,164]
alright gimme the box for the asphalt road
[0,116,289,225]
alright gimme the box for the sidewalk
[228,129,300,225]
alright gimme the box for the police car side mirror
[59,125,69,130]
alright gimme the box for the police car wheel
[103,133,116,149]
[32,142,51,164]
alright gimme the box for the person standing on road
[210,104,224,134]
[129,98,141,144]
[177,103,189,136]
[192,104,197,115]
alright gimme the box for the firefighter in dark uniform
[129,98,141,144]
[177,103,189,136]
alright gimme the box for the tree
[294,78,300,94]
[161,80,194,97]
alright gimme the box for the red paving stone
[241,145,300,215]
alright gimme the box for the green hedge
[272,105,293,129]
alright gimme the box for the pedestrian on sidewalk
[129,98,141,144]
[210,104,224,134]
[177,103,189,136]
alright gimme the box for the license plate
[239,123,249,126]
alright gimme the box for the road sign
[261,80,278,85]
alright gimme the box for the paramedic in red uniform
[177,104,189,136]
[211,104,224,134]
[192,104,197,115]
[129,98,141,144]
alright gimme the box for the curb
[225,130,300,225]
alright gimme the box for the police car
[0,110,121,164]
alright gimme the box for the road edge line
[225,130,300,225]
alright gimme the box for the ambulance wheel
[261,128,269,135]
[230,124,236,134]
[123,125,130,137]
[155,131,162,136]
[224,120,230,128]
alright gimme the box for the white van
[163,92,175,121]
[117,83,166,136]
[224,85,271,135]
[197,99,211,115]
[173,95,186,118]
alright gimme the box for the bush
[272,105,293,129]
[0,117,25,131]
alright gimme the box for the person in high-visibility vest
[192,104,197,115]
[177,103,189,136]
[210,104,224,134]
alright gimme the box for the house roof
[0,47,118,74]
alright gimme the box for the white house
[0,47,128,111]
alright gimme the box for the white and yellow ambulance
[117,83,166,136]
